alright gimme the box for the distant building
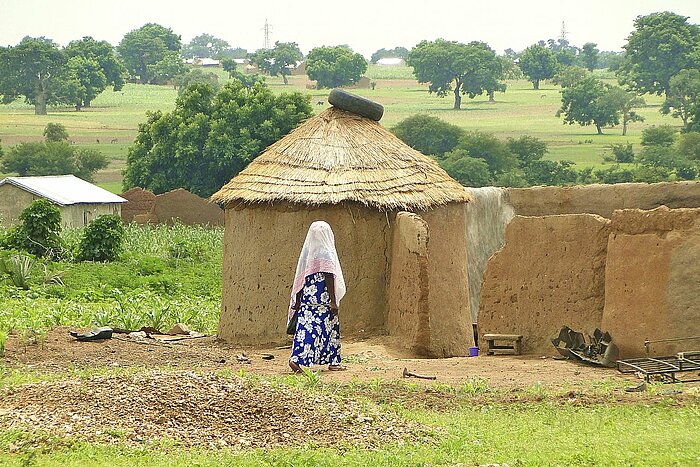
[0,175,126,228]
[376,57,405,66]
[185,57,221,67]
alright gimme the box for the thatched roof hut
[211,107,471,209]
[212,104,474,357]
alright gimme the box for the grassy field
[0,65,678,193]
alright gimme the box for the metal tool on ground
[551,326,618,367]
[617,351,700,383]
[402,367,437,380]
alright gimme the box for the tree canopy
[0,37,77,115]
[370,47,409,64]
[518,44,559,90]
[407,39,505,109]
[391,114,463,158]
[117,23,182,83]
[618,11,700,96]
[580,43,599,71]
[65,36,126,107]
[305,46,367,89]
[557,77,623,134]
[181,33,231,59]
[123,80,313,197]
[248,42,303,84]
[662,69,700,129]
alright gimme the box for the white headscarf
[289,221,346,321]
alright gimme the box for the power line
[262,19,273,50]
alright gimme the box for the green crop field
[0,65,677,193]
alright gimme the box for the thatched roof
[211,107,472,211]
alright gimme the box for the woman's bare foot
[289,361,302,373]
[328,364,347,371]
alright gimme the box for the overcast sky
[1,0,699,57]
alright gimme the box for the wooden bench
[484,334,523,355]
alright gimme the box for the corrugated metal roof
[0,175,126,206]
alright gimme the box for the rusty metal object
[402,367,436,380]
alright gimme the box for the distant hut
[212,98,473,356]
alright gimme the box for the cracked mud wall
[218,202,391,344]
[507,181,700,218]
[387,212,431,355]
[478,214,610,356]
[601,207,700,358]
[120,187,156,223]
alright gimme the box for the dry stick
[402,367,437,380]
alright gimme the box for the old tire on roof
[327,89,384,121]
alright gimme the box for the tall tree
[0,37,78,115]
[580,43,599,71]
[518,44,559,90]
[65,36,126,106]
[556,77,621,134]
[306,45,367,89]
[662,69,700,129]
[181,33,231,59]
[407,39,506,109]
[117,23,182,84]
[66,56,107,110]
[606,87,645,136]
[618,11,700,97]
[123,81,313,197]
[249,42,303,84]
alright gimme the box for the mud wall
[601,207,700,358]
[420,203,473,356]
[478,214,610,356]
[387,212,431,355]
[218,202,391,345]
[0,184,37,227]
[507,181,700,219]
[120,187,156,223]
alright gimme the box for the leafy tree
[370,47,409,64]
[580,43,599,71]
[4,199,63,259]
[306,45,367,89]
[407,39,506,109]
[557,77,620,134]
[452,131,518,176]
[123,80,313,197]
[249,42,303,85]
[77,215,125,262]
[391,114,463,158]
[64,36,126,105]
[606,87,645,136]
[608,143,635,163]
[43,123,69,142]
[148,51,188,85]
[217,47,247,60]
[0,37,77,115]
[507,136,548,165]
[66,56,107,110]
[594,165,635,184]
[523,160,578,186]
[598,51,624,70]
[181,33,230,59]
[662,69,700,128]
[678,132,700,161]
[117,23,182,83]
[641,125,676,147]
[618,12,700,97]
[552,66,588,88]
[221,58,239,77]
[518,44,559,90]
[439,150,493,187]
[174,68,220,96]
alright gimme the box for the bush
[594,165,634,184]
[641,125,676,147]
[77,215,125,262]
[608,143,635,163]
[4,199,63,259]
[391,114,463,158]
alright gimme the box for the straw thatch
[211,107,472,211]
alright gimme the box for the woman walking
[288,221,346,373]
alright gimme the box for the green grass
[0,401,698,465]
[0,66,681,191]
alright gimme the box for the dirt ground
[1,328,694,450]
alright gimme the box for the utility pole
[263,19,272,50]
[559,21,568,42]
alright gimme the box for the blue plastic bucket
[469,346,479,357]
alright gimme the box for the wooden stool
[484,334,523,355]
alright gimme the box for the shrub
[77,215,125,262]
[641,125,677,147]
[4,199,63,259]
[608,143,635,163]
[391,114,463,158]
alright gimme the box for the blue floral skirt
[290,272,341,367]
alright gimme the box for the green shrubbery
[77,214,125,262]
[2,199,64,259]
